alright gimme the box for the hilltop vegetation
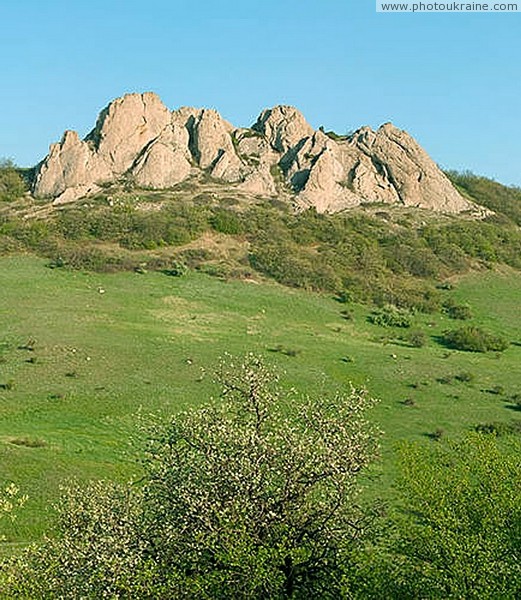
[447,170,521,226]
[0,160,28,203]
[1,170,521,315]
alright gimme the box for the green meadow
[1,255,521,545]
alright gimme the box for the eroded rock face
[34,130,111,199]
[252,105,314,153]
[88,92,172,174]
[349,123,470,212]
[132,119,192,189]
[33,92,479,215]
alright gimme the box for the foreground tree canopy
[2,357,521,598]
[1,355,378,599]
[351,433,521,599]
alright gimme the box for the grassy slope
[1,256,520,544]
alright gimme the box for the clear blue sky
[2,0,520,185]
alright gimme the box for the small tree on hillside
[0,159,27,202]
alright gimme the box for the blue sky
[2,0,520,185]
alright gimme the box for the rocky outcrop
[33,92,479,215]
[252,106,314,153]
[348,123,469,212]
[132,118,192,189]
[87,92,172,174]
[34,130,109,200]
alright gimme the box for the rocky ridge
[33,92,479,214]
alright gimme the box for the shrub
[336,289,353,304]
[403,329,427,348]
[368,305,412,328]
[455,371,475,383]
[488,385,505,396]
[442,326,509,353]
[49,245,140,273]
[350,434,521,598]
[429,427,445,441]
[443,299,473,320]
[0,159,27,202]
[268,344,301,357]
[474,421,521,436]
[511,393,521,406]
[210,209,243,235]
[163,260,188,277]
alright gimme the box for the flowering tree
[0,483,27,543]
[142,354,379,597]
[1,355,378,598]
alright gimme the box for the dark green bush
[163,261,188,277]
[210,209,243,235]
[49,244,140,273]
[443,298,473,320]
[249,241,342,291]
[403,329,427,348]
[474,421,521,436]
[0,159,27,202]
[454,371,475,383]
[442,326,509,353]
[368,306,412,328]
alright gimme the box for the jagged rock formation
[33,92,478,214]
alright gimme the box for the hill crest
[33,92,481,215]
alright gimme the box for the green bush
[210,208,243,235]
[49,244,141,273]
[442,326,509,353]
[455,371,475,383]
[403,329,427,348]
[163,260,188,277]
[348,434,521,598]
[0,159,27,202]
[368,305,412,328]
[443,298,473,320]
[474,421,521,436]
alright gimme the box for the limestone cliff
[33,92,479,215]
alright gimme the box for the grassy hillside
[447,170,521,226]
[2,171,521,316]
[1,255,520,546]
